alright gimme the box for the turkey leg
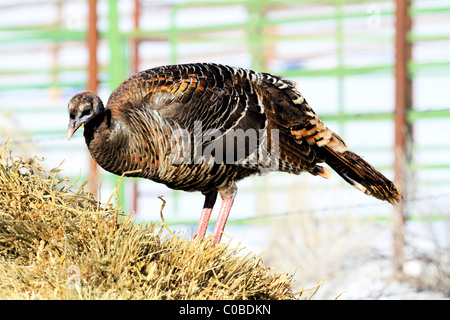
[195,190,218,239]
[211,191,237,244]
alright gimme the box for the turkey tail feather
[260,73,401,204]
[323,146,401,204]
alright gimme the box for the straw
[0,138,317,299]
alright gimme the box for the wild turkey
[67,63,400,243]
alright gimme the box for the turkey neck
[83,109,129,176]
[84,109,109,145]
[83,106,169,181]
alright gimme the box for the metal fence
[1,1,449,267]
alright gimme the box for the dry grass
[0,139,316,300]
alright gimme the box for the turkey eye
[81,109,91,117]
[70,112,76,119]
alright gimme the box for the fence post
[394,0,413,276]
[131,0,140,214]
[106,0,127,210]
[87,0,99,196]
[247,0,264,71]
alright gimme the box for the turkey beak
[67,120,82,140]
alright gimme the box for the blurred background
[0,0,449,299]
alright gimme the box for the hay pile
[0,140,314,299]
